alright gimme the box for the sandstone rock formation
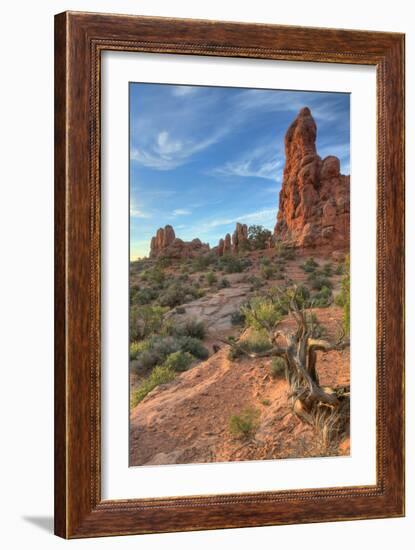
[274,107,350,250]
[223,233,232,254]
[149,225,209,259]
[232,223,248,253]
[217,223,248,256]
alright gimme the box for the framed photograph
[54,11,405,538]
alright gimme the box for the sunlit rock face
[274,107,350,251]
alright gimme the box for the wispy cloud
[132,129,225,170]
[211,144,283,181]
[172,208,191,216]
[233,89,347,124]
[130,206,151,219]
[203,207,276,229]
[171,85,199,97]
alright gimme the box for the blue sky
[130,83,350,259]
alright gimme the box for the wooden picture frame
[54,11,405,538]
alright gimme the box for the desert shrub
[301,257,319,273]
[206,271,217,286]
[309,313,326,338]
[226,331,273,361]
[312,286,332,307]
[175,306,186,314]
[178,336,209,359]
[145,266,165,285]
[131,287,158,305]
[334,262,345,275]
[136,305,169,338]
[172,319,206,340]
[231,310,246,326]
[334,256,350,334]
[156,257,172,269]
[248,225,272,250]
[307,271,333,291]
[247,275,264,291]
[241,331,273,353]
[270,357,286,378]
[131,365,176,406]
[158,282,200,308]
[129,306,142,341]
[218,255,245,273]
[132,333,207,373]
[130,340,149,360]
[260,264,276,280]
[261,399,271,406]
[229,408,260,439]
[275,241,295,260]
[260,257,271,266]
[163,350,194,372]
[218,277,230,289]
[191,253,217,272]
[321,262,333,277]
[242,297,284,332]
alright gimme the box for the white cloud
[130,207,151,219]
[172,208,191,216]
[171,85,198,97]
[204,207,276,229]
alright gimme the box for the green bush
[241,331,272,354]
[270,357,286,378]
[178,336,209,359]
[158,282,200,308]
[309,313,326,338]
[191,253,217,272]
[334,262,345,275]
[248,225,272,250]
[218,255,245,273]
[312,286,332,307]
[247,275,264,291]
[163,351,194,372]
[242,297,284,332]
[301,257,319,273]
[131,365,176,406]
[136,305,169,338]
[229,408,260,439]
[321,262,333,276]
[260,264,276,280]
[130,340,150,360]
[261,399,271,406]
[206,271,217,286]
[307,272,333,291]
[131,287,157,305]
[335,256,350,334]
[275,241,295,260]
[172,319,206,340]
[146,267,165,285]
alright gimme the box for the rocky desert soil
[129,251,350,466]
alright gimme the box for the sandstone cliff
[274,107,350,250]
